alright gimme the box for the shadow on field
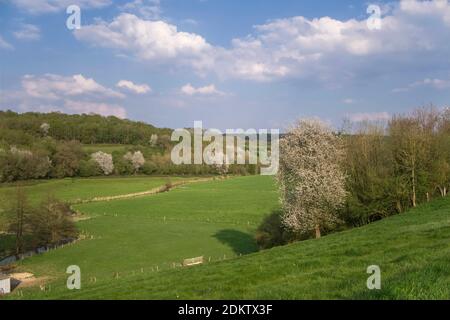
[213,229,258,255]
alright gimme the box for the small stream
[0,238,76,266]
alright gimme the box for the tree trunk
[315,225,321,239]
[15,188,25,256]
[396,200,402,213]
[426,192,430,202]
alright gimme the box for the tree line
[1,187,78,258]
[0,111,260,181]
[256,106,450,249]
[0,110,171,145]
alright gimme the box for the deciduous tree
[278,119,347,238]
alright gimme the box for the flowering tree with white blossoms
[91,151,114,175]
[277,119,347,239]
[124,151,145,173]
[149,134,158,147]
[40,123,50,136]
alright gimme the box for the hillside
[0,110,171,146]
[5,177,450,300]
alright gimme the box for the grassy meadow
[0,176,186,206]
[2,176,279,296]
[1,175,449,299]
[0,176,188,257]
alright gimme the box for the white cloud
[348,112,390,122]
[13,24,41,41]
[216,0,450,81]
[411,78,450,89]
[22,74,125,100]
[0,35,13,50]
[116,80,151,94]
[400,0,450,25]
[11,0,112,14]
[1,74,127,119]
[393,77,450,92]
[119,0,162,20]
[74,13,214,71]
[180,83,224,96]
[64,100,126,118]
[343,98,355,104]
[73,0,450,83]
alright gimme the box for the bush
[78,159,101,177]
[255,210,287,250]
[141,161,158,175]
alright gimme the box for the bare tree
[278,119,347,238]
[7,185,30,256]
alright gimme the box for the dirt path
[74,177,225,204]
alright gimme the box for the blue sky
[1,0,450,130]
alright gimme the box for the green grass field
[3,176,450,300]
[2,176,278,298]
[0,176,185,206]
[0,176,188,256]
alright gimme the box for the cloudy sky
[0,0,449,130]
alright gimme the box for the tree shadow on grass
[213,229,259,255]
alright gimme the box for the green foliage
[255,210,288,249]
[78,159,102,177]
[50,141,84,178]
[342,107,450,227]
[1,187,78,257]
[0,110,171,145]
[0,147,51,182]
[0,111,260,181]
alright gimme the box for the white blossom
[124,151,145,172]
[40,122,50,135]
[277,119,347,238]
[149,134,158,146]
[91,151,114,175]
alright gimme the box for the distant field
[0,176,185,205]
[3,176,278,296]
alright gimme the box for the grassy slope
[4,176,278,299]
[4,177,450,299]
